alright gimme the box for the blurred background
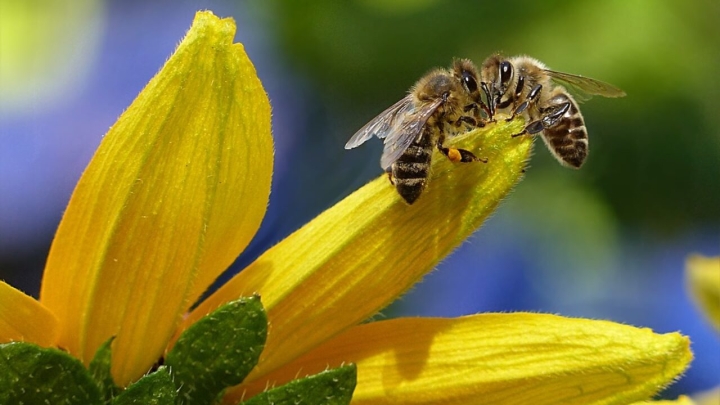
[1,0,718,398]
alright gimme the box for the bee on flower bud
[480,54,626,168]
[345,59,491,204]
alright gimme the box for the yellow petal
[0,281,58,347]
[226,313,692,405]
[186,118,532,381]
[686,255,720,331]
[39,11,271,385]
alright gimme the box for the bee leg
[441,146,484,163]
[506,83,542,122]
[511,121,543,138]
[504,75,527,122]
[386,170,395,185]
[462,103,487,123]
[455,115,483,129]
[437,133,487,163]
[512,101,570,138]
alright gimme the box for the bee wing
[379,97,443,170]
[545,69,626,102]
[344,96,415,149]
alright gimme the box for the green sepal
[241,364,357,405]
[89,336,120,401]
[166,294,267,404]
[110,366,176,405]
[0,341,102,405]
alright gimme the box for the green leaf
[166,294,267,404]
[241,364,357,405]
[0,341,102,405]
[110,366,176,405]
[89,336,120,401]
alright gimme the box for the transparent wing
[379,97,443,170]
[546,70,626,102]
[344,96,415,149]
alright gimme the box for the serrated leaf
[0,341,102,405]
[241,364,357,405]
[166,295,267,404]
[89,336,120,401]
[111,366,176,405]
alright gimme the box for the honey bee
[345,59,490,204]
[480,54,626,168]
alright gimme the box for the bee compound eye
[499,61,513,86]
[462,71,478,93]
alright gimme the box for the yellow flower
[0,10,692,404]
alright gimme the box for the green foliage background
[263,0,720,231]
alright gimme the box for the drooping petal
[39,11,272,386]
[686,255,720,331]
[226,313,692,405]
[186,118,532,381]
[0,281,58,347]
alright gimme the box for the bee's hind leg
[436,133,488,164]
[512,101,570,138]
[386,168,395,185]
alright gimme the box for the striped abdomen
[541,92,588,168]
[391,128,433,204]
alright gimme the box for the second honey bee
[481,54,626,168]
[345,59,489,204]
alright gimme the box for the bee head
[452,59,480,97]
[481,54,513,103]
